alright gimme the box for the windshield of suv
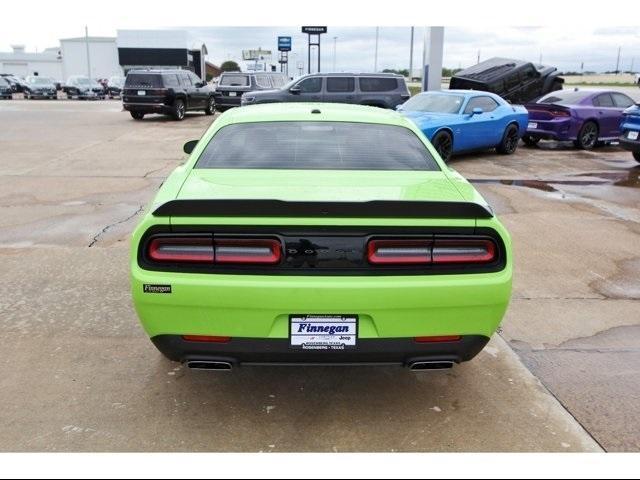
[538,90,591,105]
[402,93,465,114]
[219,74,249,87]
[196,122,439,171]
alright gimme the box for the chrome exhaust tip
[186,360,233,371]
[408,361,454,371]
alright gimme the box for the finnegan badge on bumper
[143,284,172,294]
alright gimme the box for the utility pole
[631,57,635,74]
[615,46,621,74]
[85,25,92,79]
[477,49,481,64]
[332,36,337,71]
[539,52,542,64]
[374,27,379,72]
[409,26,414,79]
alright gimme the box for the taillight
[146,236,282,265]
[182,335,231,343]
[215,238,281,264]
[367,238,497,266]
[414,335,461,343]
[367,239,431,264]
[432,238,496,264]
[148,237,214,263]
[550,110,570,117]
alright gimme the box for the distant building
[59,36,122,81]
[0,45,62,79]
[116,30,208,80]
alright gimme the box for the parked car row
[0,73,126,100]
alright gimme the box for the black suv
[241,72,411,109]
[122,69,215,121]
[214,71,287,111]
[449,57,564,104]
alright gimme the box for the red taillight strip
[182,335,231,343]
[432,239,496,264]
[148,237,214,263]
[215,238,282,264]
[414,335,461,343]
[367,239,432,264]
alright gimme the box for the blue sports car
[398,90,529,162]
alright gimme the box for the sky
[2,24,640,74]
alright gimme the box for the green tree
[220,61,241,72]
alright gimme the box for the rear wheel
[574,121,598,150]
[633,152,640,163]
[496,124,520,154]
[130,111,145,120]
[171,99,185,121]
[432,130,453,162]
[522,134,540,147]
[204,96,215,115]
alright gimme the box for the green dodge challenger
[131,103,512,371]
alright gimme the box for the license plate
[137,90,146,96]
[628,131,639,140]
[228,91,237,97]
[528,122,538,129]
[290,314,358,350]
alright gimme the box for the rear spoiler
[152,200,494,219]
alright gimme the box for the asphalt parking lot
[0,97,638,452]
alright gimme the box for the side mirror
[471,107,483,115]
[183,140,198,154]
[289,85,301,94]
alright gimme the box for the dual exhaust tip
[186,360,454,371]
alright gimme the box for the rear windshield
[125,74,163,88]
[538,90,590,106]
[402,93,465,113]
[359,77,398,92]
[219,74,250,86]
[195,122,439,171]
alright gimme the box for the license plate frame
[137,90,146,96]
[289,314,358,351]
[528,122,538,129]
[228,91,237,97]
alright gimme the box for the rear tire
[522,134,540,147]
[496,124,520,154]
[574,121,598,150]
[431,130,453,162]
[171,99,185,121]
[204,96,215,115]
[130,111,145,120]
[633,152,640,163]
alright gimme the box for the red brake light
[182,335,231,343]
[146,236,282,265]
[215,238,282,264]
[367,238,497,266]
[432,239,496,264]
[550,110,570,117]
[414,335,461,343]
[148,237,214,263]
[367,239,432,265]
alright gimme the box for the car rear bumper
[619,134,640,152]
[526,118,574,141]
[151,334,490,366]
[213,94,242,108]
[123,102,172,113]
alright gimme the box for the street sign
[278,36,292,52]
[302,26,327,34]
[242,49,272,61]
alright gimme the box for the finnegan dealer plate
[290,315,358,350]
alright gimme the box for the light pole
[84,25,92,79]
[374,27,379,72]
[333,36,337,71]
[409,27,414,79]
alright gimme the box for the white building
[0,45,62,80]
[59,36,122,81]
